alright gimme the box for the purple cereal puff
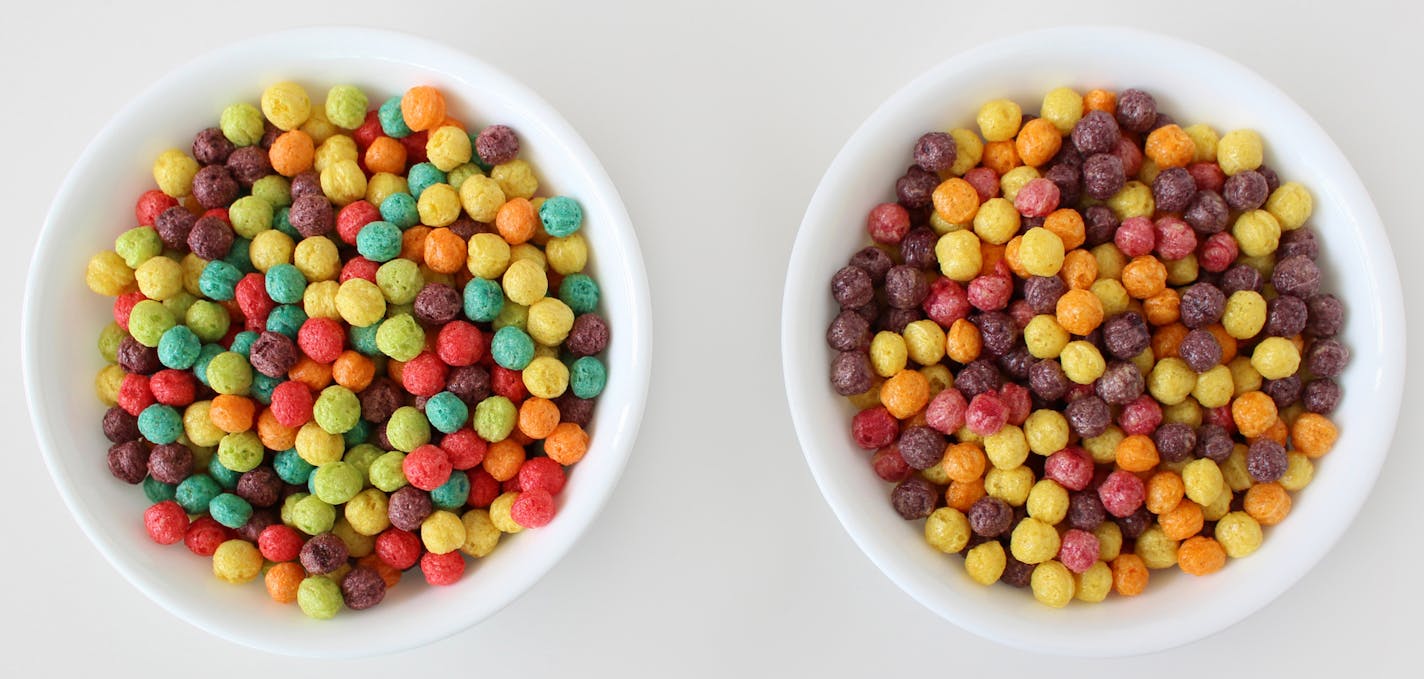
[236,466,283,508]
[102,406,140,443]
[187,215,234,260]
[413,284,462,325]
[898,426,946,470]
[117,336,161,375]
[1080,206,1118,249]
[826,309,871,352]
[193,127,236,166]
[1001,554,1035,588]
[1102,312,1151,360]
[831,266,873,308]
[899,228,939,270]
[341,567,388,610]
[968,496,1014,537]
[249,331,299,378]
[554,393,595,427]
[1115,89,1158,132]
[1095,361,1144,406]
[236,509,278,543]
[884,265,929,310]
[387,486,433,531]
[913,131,957,172]
[1305,294,1344,337]
[476,125,520,166]
[259,121,281,150]
[1028,359,1070,402]
[1043,162,1082,207]
[876,307,922,334]
[192,164,239,210]
[896,167,940,209]
[848,246,893,285]
[107,440,149,484]
[147,442,193,485]
[1302,378,1341,414]
[1219,264,1264,296]
[1178,329,1223,372]
[1146,112,1177,133]
[290,170,322,200]
[446,365,491,406]
[955,359,1002,398]
[831,351,874,396]
[890,477,938,520]
[1264,295,1309,337]
[1195,424,1233,461]
[1272,255,1322,298]
[1115,506,1153,539]
[1023,276,1067,315]
[1153,422,1197,463]
[975,312,1018,358]
[1082,153,1126,201]
[300,533,350,575]
[997,347,1034,382]
[1065,395,1111,438]
[1071,110,1120,155]
[226,146,272,188]
[1261,376,1302,409]
[1179,282,1226,330]
[448,216,490,240]
[1306,338,1350,377]
[1247,439,1288,483]
[1223,171,1269,211]
[1278,227,1320,261]
[1067,491,1107,531]
[566,314,610,358]
[155,206,196,252]
[1151,167,1196,213]
[359,377,406,423]
[1184,190,1229,235]
[1049,142,1084,169]
[289,193,335,238]
[1257,164,1281,193]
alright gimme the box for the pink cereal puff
[963,166,1001,203]
[1154,216,1197,261]
[420,550,466,586]
[922,278,970,328]
[852,406,899,450]
[1188,162,1226,192]
[1013,178,1061,218]
[926,388,969,434]
[1114,136,1144,177]
[1098,470,1146,518]
[867,202,911,244]
[511,489,556,528]
[1058,529,1102,573]
[1198,232,1238,273]
[967,274,1012,312]
[965,391,1008,436]
[871,445,913,482]
[1115,216,1156,258]
[999,383,1032,426]
[1119,394,1163,436]
[1044,446,1094,491]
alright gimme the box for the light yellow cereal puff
[985,466,1034,506]
[920,462,951,486]
[491,159,538,199]
[1031,561,1075,608]
[1250,336,1301,380]
[924,507,971,554]
[929,211,964,235]
[1183,124,1218,163]
[250,230,296,272]
[365,172,408,208]
[296,422,345,465]
[303,280,341,320]
[1107,180,1155,220]
[1182,458,1224,507]
[1265,182,1312,230]
[985,425,1029,470]
[1075,561,1113,603]
[1024,409,1070,456]
[1000,166,1040,203]
[1094,521,1124,562]
[902,319,946,366]
[1201,479,1233,521]
[1010,517,1061,564]
[1148,357,1197,406]
[546,233,589,275]
[1217,129,1264,176]
[153,149,199,198]
[1084,426,1125,465]
[1060,341,1106,385]
[1221,444,1253,492]
[869,331,908,378]
[467,233,512,279]
[1191,364,1234,408]
[965,541,1007,585]
[461,509,502,557]
[459,175,505,222]
[1091,242,1127,280]
[1228,356,1262,396]
[1090,279,1131,317]
[977,99,1023,142]
[134,256,183,301]
[420,510,467,555]
[314,134,358,173]
[1222,290,1267,339]
[1024,315,1069,359]
[344,489,390,536]
[1135,526,1179,569]
[947,128,984,176]
[1129,346,1156,376]
[294,236,341,282]
[1280,453,1314,492]
[261,81,312,131]
[417,183,462,227]
[527,297,575,346]
[336,278,387,328]
[320,159,367,206]
[920,364,953,396]
[936,230,983,282]
[94,364,124,406]
[489,492,523,533]
[1215,511,1263,558]
[86,251,135,296]
[502,258,548,306]
[1233,209,1281,258]
[1019,227,1066,277]
[1026,479,1069,525]
[447,163,483,192]
[299,106,339,145]
[973,198,1020,245]
[1040,87,1084,135]
[426,126,473,172]
[1138,158,1162,185]
[1165,254,1198,286]
[510,243,548,271]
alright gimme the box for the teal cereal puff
[209,492,253,529]
[570,355,607,399]
[378,193,419,229]
[142,476,177,503]
[265,263,308,305]
[377,96,412,138]
[424,391,468,434]
[138,404,184,444]
[430,471,470,511]
[491,326,535,370]
[229,330,260,357]
[266,304,308,338]
[406,162,446,198]
[463,278,505,323]
[558,273,600,315]
[198,260,242,301]
[356,221,403,262]
[539,196,583,238]
[175,474,222,514]
[275,448,316,485]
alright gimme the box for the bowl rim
[781,24,1405,656]
[22,25,652,657]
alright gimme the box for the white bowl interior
[782,26,1403,656]
[23,28,650,657]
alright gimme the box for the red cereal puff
[963,166,1001,202]
[1203,405,1236,434]
[354,110,383,149]
[402,444,453,491]
[491,366,528,403]
[183,516,231,556]
[1115,216,1156,258]
[136,189,179,226]
[867,202,911,244]
[436,321,485,367]
[852,406,899,450]
[501,478,522,495]
[270,380,315,428]
[926,388,969,434]
[1044,446,1094,491]
[375,528,423,570]
[1114,136,1144,177]
[235,273,274,325]
[117,373,154,417]
[467,468,500,508]
[1013,178,1061,218]
[1058,528,1101,574]
[400,129,430,165]
[1198,232,1238,273]
[1154,216,1197,261]
[1119,395,1163,436]
[999,383,1032,426]
[401,352,449,397]
[967,273,1013,312]
[1098,470,1146,518]
[144,500,189,545]
[512,489,556,528]
[965,391,1008,436]
[441,429,488,470]
[517,457,567,495]
[113,291,147,330]
[339,255,381,284]
[258,524,304,562]
[1188,162,1226,192]
[922,278,970,328]
[336,200,381,246]
[297,317,346,364]
[202,207,230,223]
[149,369,196,407]
[871,445,912,482]
[420,550,465,586]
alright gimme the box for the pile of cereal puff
[86,81,610,619]
[827,86,1345,607]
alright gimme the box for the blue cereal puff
[357,221,403,262]
[430,471,471,511]
[158,325,202,370]
[274,206,299,239]
[570,355,607,399]
[379,193,419,229]
[491,326,535,370]
[265,263,307,305]
[266,304,308,338]
[192,343,226,386]
[251,372,281,405]
[424,391,469,434]
[558,273,600,315]
[209,492,252,528]
[138,404,184,444]
[378,96,412,138]
[539,196,583,238]
[143,476,177,503]
[349,320,382,356]
[463,278,505,323]
[209,455,243,490]
[342,419,373,448]
[199,260,243,301]
[406,162,446,199]
[230,330,260,356]
[223,237,255,274]
[274,448,316,485]
[175,474,222,514]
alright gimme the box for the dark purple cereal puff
[1257,164,1281,193]
[1115,88,1158,132]
[1184,190,1229,235]
[1153,422,1197,463]
[1082,153,1126,201]
[476,124,520,166]
[1065,395,1111,438]
[1178,283,1226,330]
[1023,276,1067,315]
[1306,339,1350,378]
[1195,423,1233,461]
[899,228,939,270]
[193,127,236,165]
[1067,491,1107,531]
[1278,228,1320,261]
[831,265,873,308]
[897,426,946,470]
[826,309,871,352]
[1264,295,1309,337]
[1223,171,1270,211]
[1071,110,1120,155]
[1272,255,1322,298]
[848,246,893,284]
[448,216,488,240]
[236,509,278,543]
[117,336,162,374]
[1305,294,1344,337]
[1082,205,1119,248]
[290,193,335,238]
[1028,359,1070,401]
[191,164,240,210]
[236,466,283,508]
[1261,376,1302,409]
[913,131,957,172]
[876,307,921,334]
[884,265,929,310]
[997,347,1034,382]
[102,406,140,443]
[975,312,1017,357]
[968,496,1014,537]
[1095,361,1144,406]
[249,331,299,378]
[1303,378,1342,414]
[890,477,938,520]
[566,313,610,357]
[1115,506,1153,539]
[1151,167,1196,213]
[555,392,596,427]
[300,533,350,575]
[1146,112,1177,133]
[341,567,388,610]
[413,284,463,325]
[290,170,322,200]
[1043,162,1083,207]
[155,206,197,252]
[446,365,492,406]
[188,215,234,260]
[259,121,281,150]
[387,486,433,531]
[147,443,193,484]
[226,146,272,188]
[831,351,874,396]
[107,440,149,484]
[1102,312,1151,360]
[1178,329,1222,372]
[1219,264,1264,296]
[1247,439,1289,483]
[359,377,406,423]
[895,167,940,209]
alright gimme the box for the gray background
[3,1,1419,675]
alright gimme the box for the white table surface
[3,1,1420,674]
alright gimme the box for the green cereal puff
[430,471,470,511]
[176,474,222,514]
[424,391,469,434]
[369,451,408,492]
[446,163,482,191]
[570,356,607,399]
[342,443,382,479]
[191,344,225,387]
[313,461,364,504]
[473,396,517,443]
[280,491,308,525]
[292,495,336,535]
[98,322,127,362]
[297,576,343,620]
[129,300,176,347]
[229,196,274,238]
[229,330,260,357]
[206,351,253,396]
[266,304,308,338]
[356,221,403,262]
[463,278,505,323]
[375,259,421,305]
[325,85,368,129]
[189,443,215,471]
[222,237,256,275]
[387,302,414,320]
[208,455,241,489]
[251,175,292,208]
[138,404,184,444]
[198,260,242,301]
[378,193,419,229]
[275,448,316,485]
[251,372,280,405]
[265,263,308,305]
[158,326,201,369]
[493,301,528,331]
[274,205,299,239]
[386,406,431,453]
[221,103,265,146]
[209,492,253,529]
[377,96,412,138]
[161,291,198,319]
[216,431,263,473]
[538,196,583,238]
[375,314,425,362]
[313,385,361,434]
[185,300,231,342]
[115,226,163,268]
[349,320,383,356]
[142,476,177,503]
[491,326,535,370]
[406,162,446,198]
[342,419,373,448]
[558,273,600,315]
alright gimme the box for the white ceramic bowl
[22,27,650,657]
[782,26,1403,656]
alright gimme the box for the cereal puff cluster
[88,81,611,619]
[828,87,1346,607]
